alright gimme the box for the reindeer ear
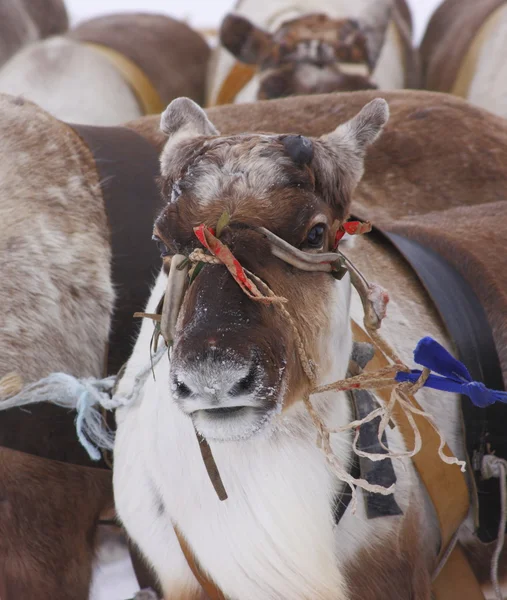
[160,97,219,178]
[160,97,218,137]
[220,13,274,64]
[311,99,389,217]
[326,97,389,152]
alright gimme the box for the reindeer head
[219,9,392,100]
[154,97,388,441]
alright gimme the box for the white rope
[481,455,507,600]
[0,346,167,461]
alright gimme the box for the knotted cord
[180,223,466,511]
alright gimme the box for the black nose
[228,363,259,397]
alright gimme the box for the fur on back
[0,0,68,69]
[0,38,141,126]
[0,93,113,381]
[70,13,211,108]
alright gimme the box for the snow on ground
[67,0,444,597]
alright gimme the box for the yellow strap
[351,320,470,560]
[433,543,485,600]
[211,62,257,107]
[85,43,164,115]
[451,4,504,98]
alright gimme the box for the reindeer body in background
[113,97,465,600]
[207,0,415,105]
[0,14,210,126]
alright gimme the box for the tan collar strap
[85,43,165,115]
[351,320,470,562]
[211,61,258,107]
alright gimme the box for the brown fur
[419,0,505,92]
[0,0,68,68]
[0,448,112,600]
[392,0,420,88]
[0,94,114,598]
[70,13,211,107]
[343,505,432,599]
[4,89,507,597]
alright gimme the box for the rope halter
[139,215,465,507]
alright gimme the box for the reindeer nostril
[229,364,258,397]
[173,378,192,398]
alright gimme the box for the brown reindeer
[115,92,507,599]
[206,0,418,105]
[0,13,210,125]
[419,0,507,119]
[0,91,167,599]
[0,0,68,68]
[3,89,507,598]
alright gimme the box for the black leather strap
[382,231,506,542]
[69,124,163,375]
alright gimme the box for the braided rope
[186,240,465,507]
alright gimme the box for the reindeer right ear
[160,97,218,178]
[220,13,274,64]
[312,98,389,218]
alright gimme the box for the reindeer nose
[170,359,260,407]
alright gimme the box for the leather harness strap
[432,544,486,600]
[211,62,257,107]
[69,124,162,376]
[382,231,506,544]
[351,321,484,599]
[84,43,165,115]
[351,321,470,562]
[68,123,163,596]
[174,319,472,599]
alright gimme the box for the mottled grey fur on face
[158,96,389,215]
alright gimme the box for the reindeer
[111,92,507,599]
[0,0,68,68]
[0,13,210,125]
[419,0,507,119]
[206,0,417,106]
[0,91,171,598]
[3,89,507,598]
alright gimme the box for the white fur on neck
[115,270,355,599]
[113,262,437,599]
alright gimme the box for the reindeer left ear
[159,97,219,178]
[220,13,274,64]
[327,97,389,152]
[160,97,218,138]
[312,98,389,217]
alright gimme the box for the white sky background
[66,0,444,45]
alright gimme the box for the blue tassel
[395,336,507,407]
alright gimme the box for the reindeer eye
[305,224,326,249]
[152,234,170,257]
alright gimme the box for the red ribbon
[193,224,285,304]
[333,220,372,249]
